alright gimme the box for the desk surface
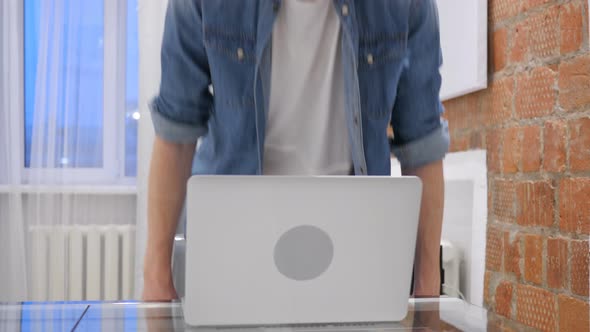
[0,298,505,331]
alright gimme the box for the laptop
[184,176,422,327]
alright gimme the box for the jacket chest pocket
[357,33,407,120]
[358,33,407,70]
[204,28,257,64]
[204,28,257,109]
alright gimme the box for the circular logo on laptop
[273,225,334,281]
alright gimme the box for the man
[143,0,448,301]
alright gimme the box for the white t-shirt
[263,0,352,175]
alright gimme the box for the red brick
[503,127,521,173]
[492,28,508,72]
[516,284,557,331]
[515,66,557,119]
[559,178,590,235]
[488,182,493,224]
[560,2,585,54]
[484,271,492,307]
[486,226,504,271]
[450,134,470,153]
[504,232,521,278]
[523,0,552,12]
[559,55,590,111]
[472,91,486,125]
[446,91,485,133]
[487,316,521,332]
[524,234,543,285]
[443,94,480,134]
[546,238,568,290]
[500,325,517,332]
[528,6,560,59]
[495,281,513,318]
[510,22,529,64]
[522,126,541,172]
[488,78,514,125]
[487,315,504,331]
[487,128,503,173]
[493,180,516,223]
[569,117,590,171]
[558,295,590,332]
[571,240,589,296]
[543,120,567,172]
[490,0,521,23]
[470,131,484,149]
[517,181,554,227]
[480,90,490,123]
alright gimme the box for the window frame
[18,0,136,185]
[6,0,25,185]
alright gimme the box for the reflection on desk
[0,301,89,332]
[1,298,503,332]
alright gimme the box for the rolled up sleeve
[390,0,450,170]
[151,0,212,144]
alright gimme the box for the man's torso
[193,0,411,176]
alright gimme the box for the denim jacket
[151,0,450,175]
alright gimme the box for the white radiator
[29,225,135,302]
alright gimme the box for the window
[23,0,138,181]
[125,0,139,178]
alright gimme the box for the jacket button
[342,4,349,16]
[237,48,245,61]
[367,54,374,65]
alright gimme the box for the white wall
[0,193,136,226]
[392,150,488,306]
[436,0,488,100]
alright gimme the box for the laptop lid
[184,176,422,326]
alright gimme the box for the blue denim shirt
[151,0,450,175]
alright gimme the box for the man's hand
[142,136,196,301]
[403,160,445,297]
[142,268,179,302]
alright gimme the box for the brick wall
[442,0,590,331]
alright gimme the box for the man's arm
[143,0,212,301]
[390,0,448,297]
[403,161,444,296]
[143,137,196,301]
